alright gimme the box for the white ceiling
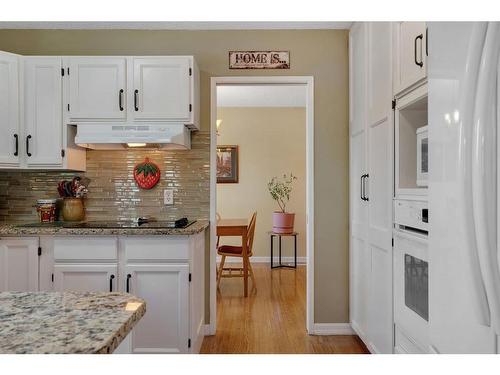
[217,85,306,108]
[0,21,352,30]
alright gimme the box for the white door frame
[208,76,315,335]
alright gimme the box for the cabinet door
[132,57,191,121]
[24,57,63,167]
[0,238,39,292]
[67,57,126,121]
[125,263,189,354]
[0,51,21,166]
[349,23,370,341]
[53,264,118,292]
[366,22,394,354]
[394,22,427,94]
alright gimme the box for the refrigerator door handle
[472,22,500,335]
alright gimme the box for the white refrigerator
[428,21,500,353]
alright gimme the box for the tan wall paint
[216,107,306,259]
[0,29,349,324]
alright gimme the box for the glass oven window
[405,254,429,321]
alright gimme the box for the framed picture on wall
[216,145,239,183]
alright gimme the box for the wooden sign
[229,51,290,69]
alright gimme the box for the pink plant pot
[272,212,295,234]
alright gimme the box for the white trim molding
[0,22,352,30]
[210,76,315,336]
[311,323,355,335]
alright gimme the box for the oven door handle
[471,22,500,334]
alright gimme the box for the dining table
[216,218,250,297]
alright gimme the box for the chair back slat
[246,212,257,254]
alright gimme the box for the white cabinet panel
[0,51,21,166]
[132,57,191,121]
[350,236,370,339]
[369,244,393,354]
[394,22,427,95]
[53,237,117,261]
[349,22,394,353]
[54,264,118,292]
[350,131,367,237]
[367,22,392,125]
[0,238,39,292]
[349,23,366,135]
[68,57,127,121]
[24,57,63,167]
[125,263,189,354]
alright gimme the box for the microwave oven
[416,125,428,187]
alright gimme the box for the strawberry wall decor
[133,158,161,189]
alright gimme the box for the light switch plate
[164,189,174,205]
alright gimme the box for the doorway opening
[207,77,315,345]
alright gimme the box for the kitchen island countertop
[0,220,209,237]
[0,291,145,354]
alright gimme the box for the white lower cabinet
[125,263,190,353]
[0,237,39,292]
[48,234,204,354]
[53,264,118,293]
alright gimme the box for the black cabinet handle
[119,89,124,111]
[364,174,369,201]
[126,274,131,293]
[109,274,115,292]
[414,34,424,67]
[13,134,18,156]
[26,135,32,157]
[425,27,428,57]
[134,90,139,111]
[360,175,364,201]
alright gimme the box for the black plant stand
[269,231,298,269]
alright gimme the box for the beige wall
[216,107,306,259]
[0,29,349,324]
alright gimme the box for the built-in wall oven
[393,199,429,353]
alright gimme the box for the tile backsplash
[0,132,210,223]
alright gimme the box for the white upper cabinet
[67,57,127,121]
[0,51,21,167]
[132,57,191,122]
[0,238,39,292]
[24,57,63,167]
[393,22,427,95]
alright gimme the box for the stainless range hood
[74,123,191,150]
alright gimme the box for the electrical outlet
[164,189,174,205]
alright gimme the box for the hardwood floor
[200,263,369,354]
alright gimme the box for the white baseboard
[310,323,355,335]
[217,256,307,264]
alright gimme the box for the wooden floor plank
[200,264,369,354]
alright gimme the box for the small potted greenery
[268,173,297,234]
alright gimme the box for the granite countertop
[0,220,209,236]
[0,291,146,354]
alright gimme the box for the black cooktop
[63,217,195,229]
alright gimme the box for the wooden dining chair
[217,212,257,291]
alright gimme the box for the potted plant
[268,173,297,234]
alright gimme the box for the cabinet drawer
[122,237,190,261]
[53,237,117,261]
